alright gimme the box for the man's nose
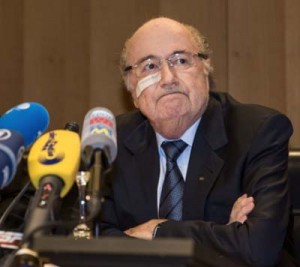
[159,61,176,85]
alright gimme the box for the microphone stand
[83,146,110,237]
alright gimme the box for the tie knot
[161,140,187,162]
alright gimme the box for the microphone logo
[0,129,25,188]
[1,166,9,187]
[0,129,11,140]
[91,127,111,137]
[89,110,114,138]
[39,131,65,165]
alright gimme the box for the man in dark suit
[100,17,294,266]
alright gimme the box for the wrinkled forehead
[126,19,198,64]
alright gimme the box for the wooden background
[0,0,299,147]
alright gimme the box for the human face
[125,19,209,137]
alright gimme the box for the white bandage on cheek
[135,72,161,98]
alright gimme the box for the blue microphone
[0,102,50,189]
[0,102,50,147]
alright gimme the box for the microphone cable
[0,181,31,229]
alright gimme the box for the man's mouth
[158,91,187,100]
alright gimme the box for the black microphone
[80,107,117,220]
[64,121,80,133]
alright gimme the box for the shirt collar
[155,118,201,148]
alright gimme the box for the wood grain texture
[285,0,300,147]
[228,0,285,111]
[0,0,299,146]
[0,0,23,111]
[23,0,90,129]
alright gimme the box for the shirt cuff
[152,223,162,239]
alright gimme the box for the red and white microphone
[81,107,117,166]
[81,107,117,219]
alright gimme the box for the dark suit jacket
[100,92,294,267]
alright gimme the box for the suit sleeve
[155,114,293,267]
[98,167,128,237]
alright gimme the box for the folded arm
[124,193,255,239]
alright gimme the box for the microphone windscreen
[0,102,50,147]
[81,107,117,163]
[27,130,80,197]
[0,130,25,189]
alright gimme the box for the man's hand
[228,194,255,224]
[124,219,167,240]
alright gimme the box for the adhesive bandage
[136,72,161,98]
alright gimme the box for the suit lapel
[123,117,159,219]
[183,97,228,220]
[121,95,228,221]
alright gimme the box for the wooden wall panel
[63,0,90,127]
[285,0,300,148]
[23,0,90,130]
[0,1,299,147]
[0,0,23,113]
[228,0,285,112]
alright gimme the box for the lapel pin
[199,176,205,181]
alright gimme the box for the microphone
[0,102,50,147]
[23,129,81,243]
[81,107,117,222]
[0,130,25,190]
[81,107,117,167]
[0,102,50,189]
[64,121,80,133]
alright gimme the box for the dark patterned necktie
[159,140,187,221]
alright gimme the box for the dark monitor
[32,236,195,267]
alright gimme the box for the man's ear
[202,58,213,76]
[124,76,139,107]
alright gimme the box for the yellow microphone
[23,129,80,243]
[28,129,80,197]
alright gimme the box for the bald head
[120,17,211,75]
[130,18,189,46]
